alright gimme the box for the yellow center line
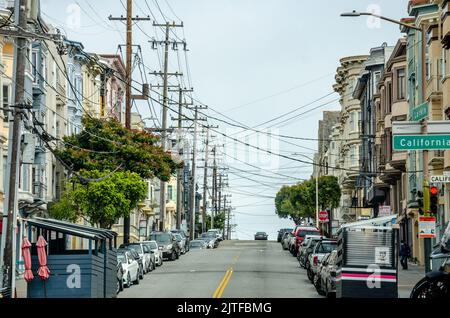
[212,251,242,298]
[213,268,232,298]
[216,267,233,298]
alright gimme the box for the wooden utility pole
[186,106,207,240]
[109,3,150,244]
[211,146,217,230]
[201,128,209,233]
[150,22,184,232]
[171,87,193,230]
[2,0,28,297]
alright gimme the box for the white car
[117,249,139,287]
[207,229,223,241]
[142,240,163,266]
[120,243,152,274]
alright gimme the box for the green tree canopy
[56,116,180,181]
[49,170,147,229]
[274,176,340,224]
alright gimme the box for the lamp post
[341,11,430,272]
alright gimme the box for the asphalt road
[118,240,321,298]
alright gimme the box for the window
[3,85,10,122]
[386,82,392,113]
[374,71,381,93]
[31,51,38,83]
[397,69,406,100]
[168,185,173,201]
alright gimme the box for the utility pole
[109,3,150,244]
[202,128,209,233]
[171,87,193,230]
[212,146,217,230]
[227,207,231,240]
[2,0,28,298]
[149,21,184,232]
[186,106,207,240]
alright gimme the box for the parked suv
[307,239,338,282]
[149,231,180,261]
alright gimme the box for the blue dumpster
[25,217,117,298]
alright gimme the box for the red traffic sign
[319,211,329,223]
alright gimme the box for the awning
[340,214,397,230]
[26,218,117,240]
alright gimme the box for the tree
[56,116,180,181]
[274,176,341,224]
[50,116,181,229]
[49,171,147,229]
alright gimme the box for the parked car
[202,233,220,248]
[277,228,293,242]
[171,229,190,252]
[142,240,163,266]
[126,248,145,279]
[149,231,180,261]
[120,243,152,274]
[143,244,156,271]
[117,248,140,287]
[207,229,223,241]
[319,250,339,298]
[116,258,124,294]
[190,239,208,250]
[298,236,324,268]
[313,252,331,296]
[199,235,217,249]
[173,233,186,254]
[281,232,292,250]
[307,240,338,282]
[291,226,321,256]
[254,232,268,240]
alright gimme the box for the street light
[340,11,422,31]
[341,10,430,272]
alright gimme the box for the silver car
[142,240,163,267]
[307,240,338,283]
[173,233,186,254]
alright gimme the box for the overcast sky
[41,0,409,240]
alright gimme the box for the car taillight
[313,256,318,266]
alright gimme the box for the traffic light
[430,186,439,215]
[417,190,424,215]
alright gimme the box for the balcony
[429,150,444,168]
[380,163,402,185]
[389,151,407,171]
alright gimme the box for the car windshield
[150,233,172,243]
[298,230,320,237]
[317,242,337,253]
[122,244,141,254]
[256,232,266,235]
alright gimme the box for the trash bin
[336,215,399,298]
[25,217,117,298]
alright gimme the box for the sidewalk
[397,262,424,298]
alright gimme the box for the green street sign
[393,134,450,150]
[410,102,429,121]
